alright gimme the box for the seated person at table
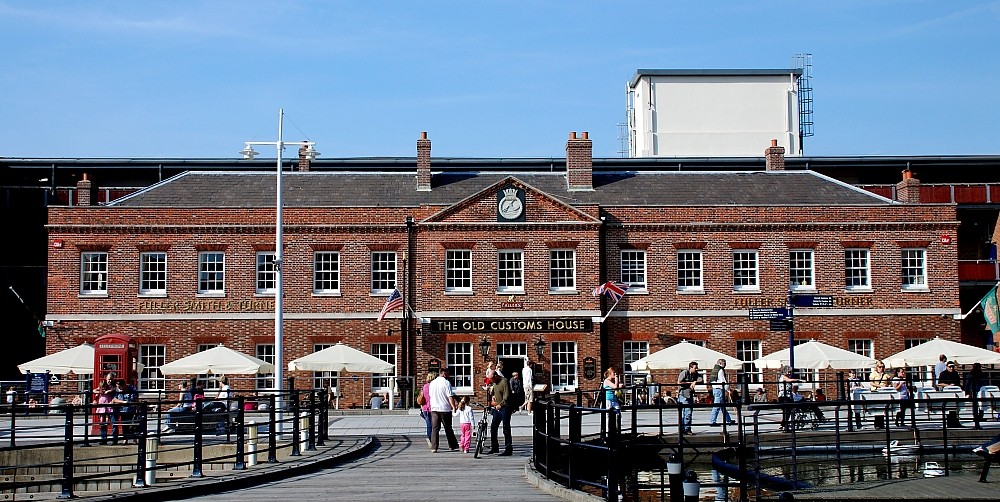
[792,385,826,421]
[937,361,962,390]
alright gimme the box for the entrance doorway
[496,342,526,381]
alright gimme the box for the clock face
[498,197,523,219]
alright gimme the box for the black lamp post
[534,337,545,359]
[479,337,491,361]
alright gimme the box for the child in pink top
[453,396,475,453]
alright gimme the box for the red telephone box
[93,333,139,389]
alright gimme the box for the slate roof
[108,170,894,208]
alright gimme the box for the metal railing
[0,386,330,498]
[532,387,998,502]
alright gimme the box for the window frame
[256,251,276,295]
[732,250,760,292]
[313,251,341,294]
[550,341,578,391]
[370,251,397,294]
[736,340,762,384]
[620,249,648,292]
[548,249,576,292]
[497,249,524,293]
[676,250,703,291]
[256,344,275,390]
[198,251,226,295]
[370,343,397,391]
[138,344,165,392]
[139,251,167,296]
[312,343,339,392]
[848,339,874,378]
[788,249,815,291]
[80,251,109,295]
[844,248,871,291]
[445,249,473,292]
[447,342,474,392]
[622,341,649,385]
[901,248,928,290]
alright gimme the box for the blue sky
[2,1,999,159]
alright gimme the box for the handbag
[416,392,426,406]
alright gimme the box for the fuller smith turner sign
[429,318,592,334]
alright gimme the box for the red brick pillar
[896,170,921,203]
[566,131,593,191]
[417,132,431,192]
[298,145,311,172]
[765,139,785,171]
[77,173,92,206]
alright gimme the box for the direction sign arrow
[748,308,788,321]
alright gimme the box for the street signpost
[791,294,833,308]
[748,308,788,321]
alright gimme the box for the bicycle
[473,403,491,458]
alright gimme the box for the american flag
[377,289,404,321]
[592,281,629,302]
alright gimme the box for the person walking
[521,360,534,413]
[428,369,459,453]
[966,362,987,428]
[777,366,802,432]
[112,379,138,444]
[453,396,475,453]
[418,371,435,448]
[487,372,513,456]
[94,381,115,444]
[509,371,524,412]
[677,361,702,433]
[708,359,735,426]
[892,367,912,427]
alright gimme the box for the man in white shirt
[428,369,459,452]
[708,359,736,426]
[934,354,948,383]
[521,360,534,413]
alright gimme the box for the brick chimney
[896,169,921,203]
[566,131,593,191]
[765,139,785,171]
[76,173,92,206]
[416,131,431,192]
[297,144,311,171]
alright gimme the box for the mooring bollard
[145,437,159,486]
[247,421,258,466]
[683,470,701,502]
[299,412,309,453]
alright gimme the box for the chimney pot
[569,132,577,140]
[582,131,589,140]
[566,131,593,191]
[771,139,778,147]
[421,131,427,140]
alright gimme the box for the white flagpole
[600,295,626,323]
[960,282,1000,319]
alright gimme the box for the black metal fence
[0,386,329,498]
[532,386,999,502]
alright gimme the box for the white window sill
[496,289,525,295]
[677,289,706,295]
[312,291,342,297]
[732,288,761,294]
[138,292,167,298]
[255,292,276,297]
[548,290,579,295]
[444,290,474,296]
[901,287,930,293]
[790,287,817,293]
[844,288,873,293]
[79,292,109,298]
[626,288,648,295]
[196,292,226,298]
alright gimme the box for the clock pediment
[420,176,600,226]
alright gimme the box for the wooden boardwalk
[184,435,565,502]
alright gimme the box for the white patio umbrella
[159,345,274,375]
[18,343,94,375]
[630,340,743,371]
[754,339,877,370]
[288,343,395,409]
[884,336,1000,368]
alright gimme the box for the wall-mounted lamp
[534,337,545,359]
[479,337,491,361]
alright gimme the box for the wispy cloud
[0,2,237,37]
[882,1,1000,39]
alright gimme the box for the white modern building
[626,68,812,158]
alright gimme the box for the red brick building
[44,135,960,406]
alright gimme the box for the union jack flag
[377,289,404,321]
[592,281,629,302]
